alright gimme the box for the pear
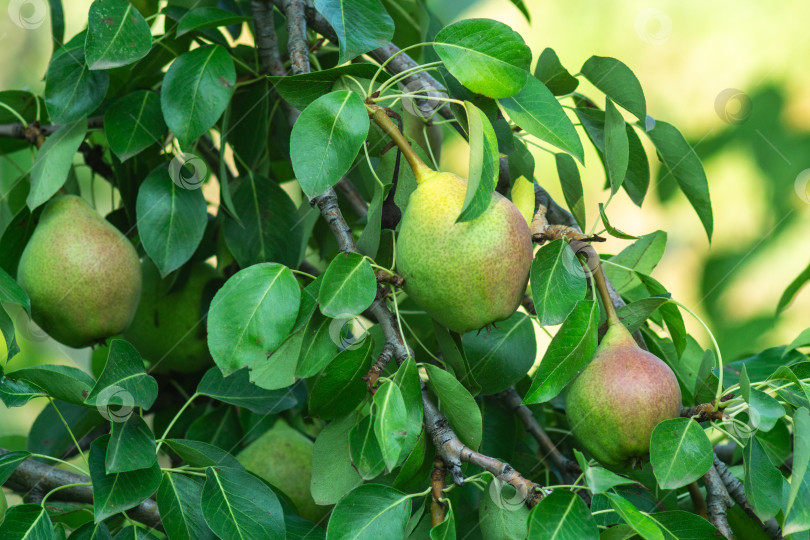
[237,419,329,523]
[123,260,219,373]
[17,195,141,348]
[371,108,532,334]
[565,266,681,470]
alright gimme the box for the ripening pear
[566,287,682,470]
[123,260,219,373]
[17,196,141,348]
[237,419,329,522]
[376,111,532,334]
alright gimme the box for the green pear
[123,260,219,373]
[17,195,141,348]
[237,419,329,523]
[566,319,682,470]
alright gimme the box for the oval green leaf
[319,251,377,318]
[530,239,587,326]
[85,0,152,70]
[649,418,713,490]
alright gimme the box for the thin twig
[687,480,708,519]
[336,177,369,218]
[430,456,447,527]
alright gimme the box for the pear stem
[370,106,434,183]
[590,255,620,326]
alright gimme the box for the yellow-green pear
[237,419,329,522]
[17,195,141,348]
[123,260,219,373]
[373,109,532,333]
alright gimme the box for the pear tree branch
[713,456,784,539]
[702,464,733,539]
[430,457,447,527]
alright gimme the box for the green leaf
[430,503,456,540]
[574,451,635,494]
[309,338,374,419]
[0,267,29,315]
[290,90,370,198]
[602,231,667,293]
[622,125,650,206]
[783,407,810,535]
[743,436,783,521]
[267,64,389,111]
[44,47,109,124]
[0,377,45,407]
[616,296,670,334]
[326,484,411,540]
[65,521,112,539]
[197,367,297,414]
[157,473,216,540]
[0,504,54,540]
[207,263,301,376]
[555,153,586,230]
[457,101,499,222]
[311,415,363,505]
[84,339,158,412]
[605,493,664,540]
[580,56,646,122]
[433,18,531,98]
[4,364,93,406]
[349,414,385,479]
[509,0,531,21]
[319,252,377,318]
[463,312,536,395]
[646,121,713,241]
[604,98,629,193]
[524,300,598,404]
[295,311,340,378]
[162,439,243,469]
[85,0,151,70]
[534,48,578,96]
[313,0,395,64]
[106,414,157,473]
[392,357,423,462]
[479,477,530,539]
[526,489,598,540]
[371,380,408,471]
[223,174,302,269]
[499,76,584,162]
[424,364,482,450]
[27,401,104,459]
[530,239,587,326]
[136,165,207,276]
[649,418,713,489]
[777,261,810,314]
[27,118,87,210]
[201,466,285,539]
[598,204,638,240]
[434,323,480,395]
[646,511,719,540]
[746,388,785,432]
[104,90,166,161]
[160,45,235,147]
[0,451,31,485]
[176,7,249,37]
[90,435,162,522]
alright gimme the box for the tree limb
[251,0,285,76]
[703,464,733,539]
[0,448,162,531]
[713,455,784,539]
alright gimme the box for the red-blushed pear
[16,195,142,348]
[372,108,532,334]
[565,258,682,470]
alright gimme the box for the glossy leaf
[84,339,158,412]
[207,263,301,376]
[372,380,409,471]
[157,473,216,540]
[527,490,598,540]
[27,118,87,210]
[308,338,374,419]
[313,0,394,63]
[176,7,249,37]
[196,367,297,414]
[430,503,456,540]
[783,407,810,535]
[555,153,586,230]
[106,414,157,473]
[616,296,670,335]
[4,364,94,406]
[162,439,243,469]
[85,0,151,70]
[349,415,385,479]
[0,377,45,407]
[479,476,530,539]
[105,91,166,161]
[0,451,31,485]
[777,261,810,314]
[606,493,664,540]
[457,101,499,222]
[161,46,235,147]
[0,504,54,539]
[267,64,389,111]
[534,48,578,96]
[311,415,363,505]
[319,252,377,318]
[295,311,340,378]
[0,267,29,314]
[524,300,598,404]
[649,418,713,489]
[433,18,531,98]
[530,239,587,326]
[602,231,667,293]
[424,364,482,450]
[581,56,646,121]
[743,437,783,521]
[499,76,584,162]
[136,165,207,276]
[434,322,480,395]
[391,357,423,464]
[201,466,285,539]
[326,484,411,540]
[604,98,629,193]
[44,47,109,124]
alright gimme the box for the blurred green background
[1,0,809,440]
